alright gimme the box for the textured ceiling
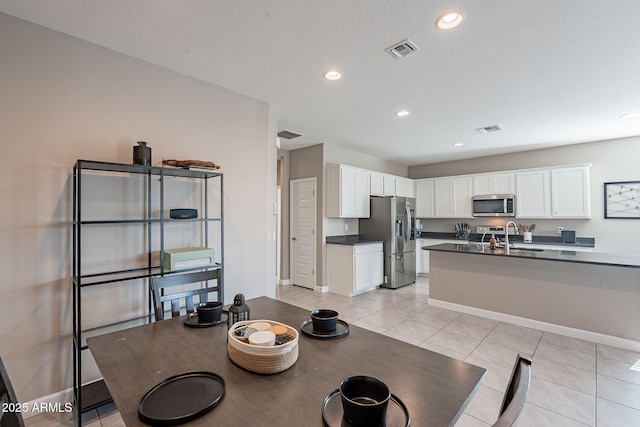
[1,0,639,165]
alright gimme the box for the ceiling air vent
[475,125,503,134]
[385,39,419,59]
[277,130,303,140]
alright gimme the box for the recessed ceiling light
[436,11,464,30]
[453,142,464,147]
[396,110,410,117]
[324,70,342,80]
[619,112,640,119]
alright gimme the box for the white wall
[0,13,276,403]
[409,137,640,255]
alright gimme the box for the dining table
[87,296,486,426]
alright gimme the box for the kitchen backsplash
[324,218,359,236]
[417,218,594,239]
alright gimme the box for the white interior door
[290,178,316,289]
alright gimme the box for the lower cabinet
[328,243,383,296]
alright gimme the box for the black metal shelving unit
[72,160,224,425]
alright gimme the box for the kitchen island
[426,243,640,350]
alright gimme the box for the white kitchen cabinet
[516,165,591,219]
[327,243,383,296]
[370,172,384,196]
[326,165,370,218]
[516,169,551,218]
[473,173,515,195]
[434,176,473,218]
[396,177,415,198]
[383,175,396,196]
[551,165,591,218]
[415,179,435,218]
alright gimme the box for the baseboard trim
[429,298,640,352]
[279,279,291,286]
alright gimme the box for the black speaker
[170,208,198,219]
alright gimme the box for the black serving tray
[183,312,228,328]
[321,388,410,427]
[301,319,349,339]
[138,371,225,425]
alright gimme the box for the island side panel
[429,251,640,342]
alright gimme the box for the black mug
[197,301,223,322]
[340,376,390,426]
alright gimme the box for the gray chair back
[493,354,532,427]
[151,269,222,321]
[0,356,25,427]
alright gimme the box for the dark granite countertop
[426,243,640,268]
[418,232,595,248]
[326,235,384,245]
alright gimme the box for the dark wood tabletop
[87,297,486,426]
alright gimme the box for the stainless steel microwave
[472,194,515,217]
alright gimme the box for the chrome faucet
[505,221,519,253]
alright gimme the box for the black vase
[133,141,151,166]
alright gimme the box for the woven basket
[227,320,299,374]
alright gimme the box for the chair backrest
[150,269,222,321]
[493,354,532,427]
[0,356,25,427]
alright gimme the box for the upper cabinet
[551,165,591,218]
[516,164,591,218]
[383,175,396,196]
[414,164,591,219]
[434,176,473,218]
[327,165,370,218]
[370,172,384,196]
[327,163,590,221]
[395,177,415,198]
[327,164,416,218]
[473,172,515,195]
[516,169,551,218]
[415,179,435,218]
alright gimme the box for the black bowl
[196,301,223,323]
[311,309,339,332]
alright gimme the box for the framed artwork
[604,181,640,219]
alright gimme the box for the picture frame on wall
[604,181,640,219]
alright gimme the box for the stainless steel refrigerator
[359,196,417,288]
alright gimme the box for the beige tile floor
[276,277,640,427]
[28,276,640,426]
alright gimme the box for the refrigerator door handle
[405,204,411,244]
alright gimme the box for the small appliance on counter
[561,230,577,244]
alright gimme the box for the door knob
[291,237,297,240]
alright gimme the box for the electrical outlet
[344,223,349,232]
[557,226,564,234]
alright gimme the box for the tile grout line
[595,343,598,427]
